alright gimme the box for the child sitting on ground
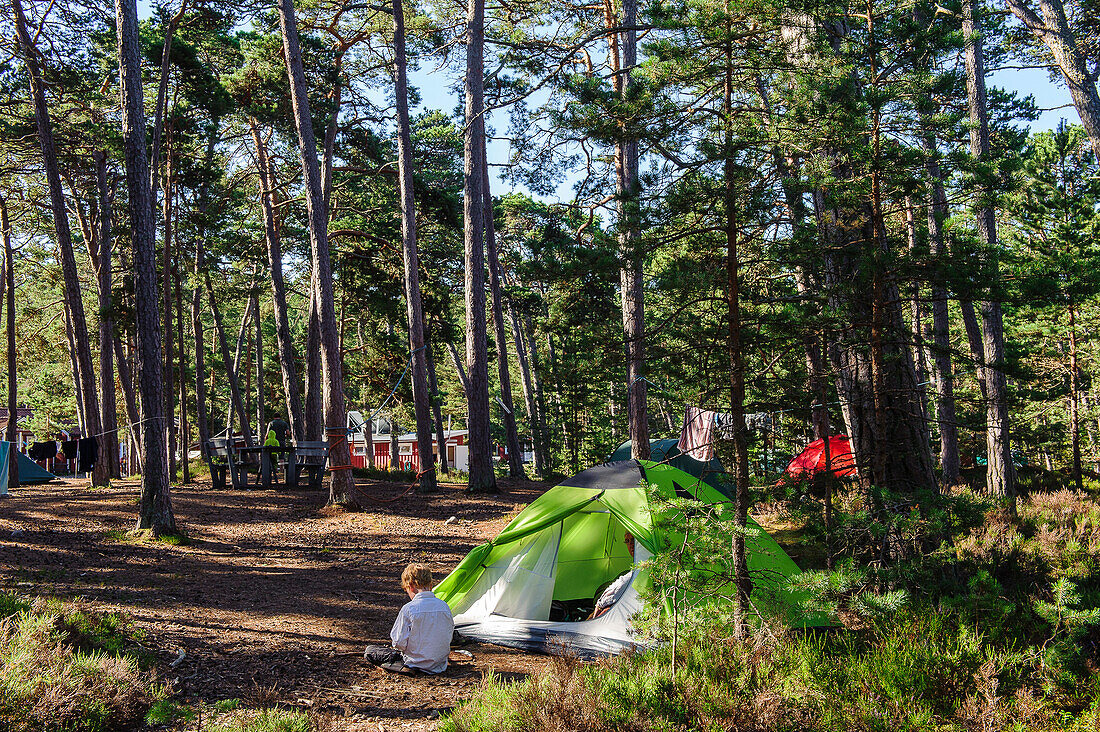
[364,563,454,674]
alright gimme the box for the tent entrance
[552,504,633,602]
[449,501,638,623]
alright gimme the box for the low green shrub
[444,613,1098,732]
[0,595,163,732]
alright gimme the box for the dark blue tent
[16,451,57,485]
[608,438,732,497]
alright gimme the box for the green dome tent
[434,459,818,658]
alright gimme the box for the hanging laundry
[714,412,738,440]
[61,439,79,461]
[677,406,716,461]
[78,437,98,473]
[744,412,774,434]
[28,441,57,461]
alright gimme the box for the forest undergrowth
[443,480,1100,732]
[0,593,313,732]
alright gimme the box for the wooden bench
[207,438,247,490]
[289,441,329,490]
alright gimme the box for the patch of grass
[145,698,196,725]
[103,528,190,546]
[0,592,29,620]
[214,699,242,712]
[0,597,164,732]
[207,707,311,732]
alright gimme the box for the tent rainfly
[608,438,731,497]
[784,435,857,479]
[434,459,818,659]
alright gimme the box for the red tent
[784,435,857,478]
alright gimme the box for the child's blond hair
[401,563,433,592]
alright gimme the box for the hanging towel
[61,439,79,461]
[677,406,716,461]
[78,437,98,473]
[29,441,57,461]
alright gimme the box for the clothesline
[348,345,428,434]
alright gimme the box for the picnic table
[206,438,329,490]
[237,445,295,489]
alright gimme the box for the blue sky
[993,67,1079,132]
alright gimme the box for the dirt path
[0,475,554,730]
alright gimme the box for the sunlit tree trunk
[392,0,437,492]
[607,0,649,461]
[510,305,545,477]
[483,158,524,477]
[963,0,1016,506]
[192,245,209,461]
[14,0,108,487]
[249,118,305,443]
[304,284,323,441]
[276,0,356,504]
[462,0,497,492]
[0,196,17,489]
[161,148,177,480]
[95,152,120,479]
[425,338,448,475]
[206,274,253,448]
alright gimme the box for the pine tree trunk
[612,0,649,461]
[724,53,751,638]
[162,158,177,480]
[529,315,553,474]
[175,257,189,483]
[1069,304,1083,491]
[483,157,524,477]
[255,297,264,433]
[206,274,253,447]
[921,130,961,485]
[113,336,142,468]
[816,196,935,497]
[94,152,120,479]
[276,0,356,504]
[249,118,305,442]
[462,0,497,493]
[904,199,932,429]
[148,0,188,213]
[390,423,399,469]
[425,340,448,475]
[510,305,546,476]
[392,0,437,492]
[231,296,255,435]
[14,0,108,487]
[963,0,1017,505]
[0,197,17,489]
[446,339,470,395]
[304,283,323,441]
[192,246,209,461]
[62,308,86,434]
[113,0,174,532]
